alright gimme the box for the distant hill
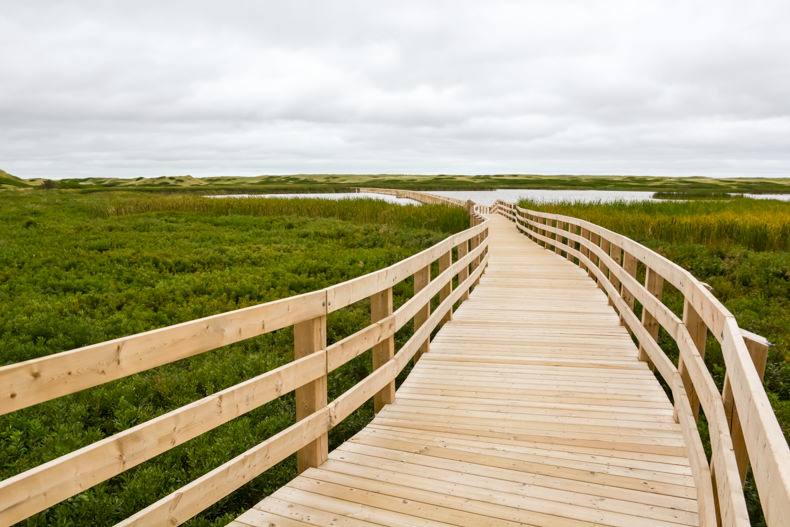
[2,171,790,194]
[0,169,32,188]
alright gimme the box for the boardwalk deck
[229,215,698,527]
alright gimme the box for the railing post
[458,240,469,301]
[553,220,562,254]
[470,231,480,273]
[598,237,611,297]
[608,242,622,292]
[439,249,453,324]
[543,218,550,248]
[565,222,574,261]
[294,311,328,473]
[622,252,638,314]
[638,267,664,369]
[413,265,431,363]
[580,228,592,277]
[472,228,486,288]
[722,333,770,483]
[677,299,707,421]
[598,238,610,274]
[589,232,600,281]
[371,287,395,413]
[607,241,623,313]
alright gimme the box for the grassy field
[517,197,790,524]
[4,168,790,194]
[0,190,469,526]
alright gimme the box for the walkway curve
[229,214,698,527]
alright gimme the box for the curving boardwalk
[230,215,698,527]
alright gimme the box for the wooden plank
[294,314,328,472]
[299,468,533,527]
[274,485,458,526]
[371,287,395,413]
[234,508,316,527]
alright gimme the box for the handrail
[492,199,790,527]
[0,198,490,526]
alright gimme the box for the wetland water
[209,189,790,206]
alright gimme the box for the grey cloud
[1,0,789,179]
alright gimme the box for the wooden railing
[493,199,790,527]
[0,205,489,526]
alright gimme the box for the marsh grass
[520,198,790,251]
[0,190,468,526]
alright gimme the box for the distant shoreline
[3,171,790,194]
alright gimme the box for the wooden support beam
[553,220,562,254]
[580,228,592,276]
[638,267,664,369]
[457,240,469,301]
[439,250,453,324]
[589,232,601,280]
[622,252,638,313]
[294,313,328,472]
[677,299,708,421]
[608,242,622,294]
[371,287,395,413]
[598,237,611,295]
[413,265,431,363]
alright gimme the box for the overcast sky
[2,1,789,179]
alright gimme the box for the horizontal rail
[0,223,487,415]
[0,194,490,526]
[0,290,326,416]
[494,199,789,526]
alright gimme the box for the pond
[207,192,421,206]
[208,189,790,206]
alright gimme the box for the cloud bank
[1,0,789,179]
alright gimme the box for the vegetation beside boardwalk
[4,167,790,194]
[519,197,790,525]
[0,190,469,526]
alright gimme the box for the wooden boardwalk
[231,215,698,527]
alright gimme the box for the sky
[1,0,789,180]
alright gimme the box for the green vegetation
[0,169,31,189]
[0,190,469,526]
[652,190,737,200]
[4,168,790,193]
[518,197,790,525]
